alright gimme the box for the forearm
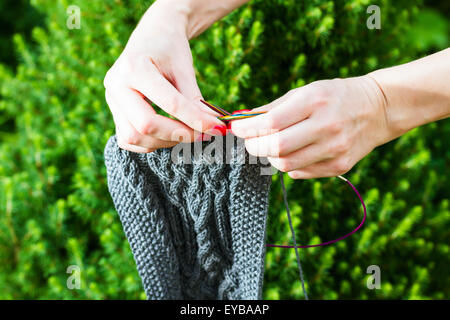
[368,48,450,142]
[151,0,251,39]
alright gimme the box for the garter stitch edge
[104,135,272,299]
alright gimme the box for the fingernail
[232,109,252,115]
[211,125,227,136]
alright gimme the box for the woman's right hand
[103,0,226,153]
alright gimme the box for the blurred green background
[0,0,448,299]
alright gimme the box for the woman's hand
[103,0,226,153]
[231,49,450,179]
[230,76,391,179]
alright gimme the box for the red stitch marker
[211,125,227,136]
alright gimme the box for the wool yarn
[104,135,272,299]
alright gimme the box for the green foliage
[0,0,44,67]
[0,0,448,299]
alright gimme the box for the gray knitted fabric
[104,135,272,299]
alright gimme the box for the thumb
[172,64,202,101]
[172,61,223,118]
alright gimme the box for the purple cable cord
[266,176,367,249]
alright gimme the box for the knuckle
[325,119,344,134]
[288,171,300,179]
[308,84,330,108]
[121,130,141,146]
[276,158,292,172]
[104,64,128,89]
[333,157,352,175]
[275,136,288,156]
[330,135,351,154]
[266,114,280,130]
[136,118,157,136]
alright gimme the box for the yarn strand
[279,172,309,300]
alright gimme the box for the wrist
[363,73,408,146]
[367,62,448,142]
[136,0,189,39]
[158,0,248,39]
[146,0,212,39]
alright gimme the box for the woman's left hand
[230,76,391,179]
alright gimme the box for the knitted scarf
[104,135,272,299]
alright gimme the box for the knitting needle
[200,99,267,122]
[218,112,266,121]
[200,99,231,116]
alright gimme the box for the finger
[170,57,202,101]
[243,119,319,157]
[231,88,312,138]
[130,58,224,132]
[287,161,336,179]
[106,91,180,149]
[267,143,331,172]
[109,88,196,143]
[170,66,224,118]
[287,158,351,179]
[115,121,179,150]
[111,103,179,150]
[117,141,155,153]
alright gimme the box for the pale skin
[103,0,248,153]
[104,0,450,178]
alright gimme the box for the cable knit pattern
[104,135,271,299]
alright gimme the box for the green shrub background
[0,0,448,299]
